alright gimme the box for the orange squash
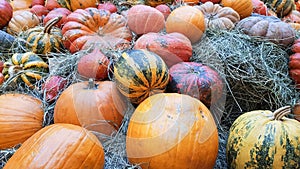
[0,93,44,149]
[126,93,219,169]
[54,80,127,136]
[221,0,253,19]
[4,123,105,169]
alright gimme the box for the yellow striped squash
[226,106,300,168]
[262,0,295,17]
[23,16,63,55]
[113,49,169,104]
[2,52,49,88]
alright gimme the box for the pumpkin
[0,30,15,52]
[2,52,49,88]
[56,0,98,11]
[296,0,300,11]
[77,47,109,80]
[155,4,171,20]
[292,103,300,121]
[167,62,224,108]
[126,93,219,169]
[127,5,165,35]
[178,0,199,5]
[98,2,118,13]
[62,8,132,53]
[262,0,295,17]
[252,0,268,15]
[22,16,64,55]
[9,0,32,11]
[292,38,300,53]
[221,0,253,19]
[144,0,174,6]
[43,7,71,28]
[31,0,45,6]
[45,0,62,10]
[113,49,170,105]
[166,5,205,43]
[54,80,127,136]
[0,73,4,85]
[200,0,221,3]
[7,10,40,36]
[236,14,296,47]
[134,32,193,67]
[42,75,67,102]
[29,5,49,20]
[282,10,300,23]
[195,2,240,30]
[226,106,300,168]
[0,0,13,29]
[0,93,44,149]
[289,53,300,88]
[4,123,105,169]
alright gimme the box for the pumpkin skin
[145,0,174,7]
[0,30,15,52]
[54,80,127,136]
[62,8,132,53]
[236,14,296,47]
[0,0,13,29]
[195,2,240,30]
[42,75,67,102]
[155,4,171,20]
[126,93,219,169]
[134,32,193,67]
[226,106,300,169]
[282,10,300,23]
[45,0,62,10]
[200,0,221,3]
[221,0,253,19]
[262,0,295,17]
[98,2,118,13]
[4,123,105,169]
[9,0,32,11]
[57,0,98,11]
[252,0,268,15]
[113,49,170,105]
[7,10,40,36]
[166,6,205,43]
[43,7,71,28]
[0,93,44,149]
[167,62,224,108]
[29,5,49,20]
[22,16,64,55]
[289,53,300,88]
[2,52,49,88]
[127,5,165,35]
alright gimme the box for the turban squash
[62,8,132,53]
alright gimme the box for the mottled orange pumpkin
[221,0,253,19]
[4,123,105,169]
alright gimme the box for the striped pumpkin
[113,49,169,104]
[2,52,49,88]
[226,106,300,168]
[262,0,295,17]
[22,16,64,55]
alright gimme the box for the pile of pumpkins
[0,0,300,168]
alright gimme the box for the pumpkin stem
[44,16,62,34]
[273,106,292,120]
[87,78,98,89]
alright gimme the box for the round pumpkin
[134,32,193,67]
[0,0,13,29]
[145,0,174,6]
[126,93,219,169]
[22,16,64,55]
[113,49,170,105]
[282,10,300,23]
[41,75,67,102]
[0,93,44,149]
[57,0,98,11]
[236,14,296,47]
[77,47,109,80]
[200,0,221,3]
[221,0,253,19]
[45,0,62,10]
[289,53,300,88]
[292,103,300,121]
[62,8,132,53]
[127,5,165,35]
[43,7,71,28]
[2,52,49,88]
[54,80,127,136]
[166,5,205,43]
[155,4,171,20]
[29,5,49,20]
[4,123,105,169]
[262,0,295,18]
[9,0,32,11]
[167,62,224,108]
[195,2,240,30]
[31,0,45,6]
[7,10,40,36]
[98,2,118,13]
[178,0,199,5]
[226,106,300,168]
[252,0,268,15]
[0,30,15,52]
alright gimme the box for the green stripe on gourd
[226,106,300,169]
[113,49,169,104]
[262,0,295,17]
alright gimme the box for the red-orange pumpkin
[127,5,165,35]
[43,7,71,28]
[134,32,192,67]
[4,123,105,169]
[54,80,127,136]
[62,8,132,53]
[289,53,300,88]
[0,0,13,29]
[0,93,44,149]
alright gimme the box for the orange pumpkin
[9,0,32,11]
[62,8,132,53]
[57,0,98,11]
[221,0,253,19]
[166,5,205,43]
[126,93,219,169]
[4,123,105,169]
[54,80,127,136]
[0,93,44,149]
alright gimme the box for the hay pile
[0,27,299,169]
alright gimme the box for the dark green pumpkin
[2,52,49,88]
[23,16,63,55]
[226,106,300,168]
[262,0,295,17]
[113,49,169,104]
